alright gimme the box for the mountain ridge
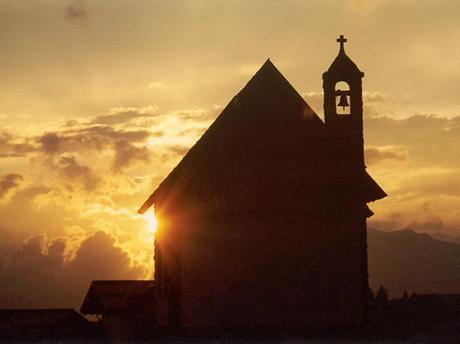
[368,228,460,297]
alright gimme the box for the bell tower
[323,35,365,169]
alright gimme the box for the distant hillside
[368,228,460,297]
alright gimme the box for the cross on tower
[337,35,347,50]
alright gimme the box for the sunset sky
[1,0,460,308]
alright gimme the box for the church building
[139,36,386,332]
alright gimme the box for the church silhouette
[139,35,386,333]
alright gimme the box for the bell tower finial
[337,35,347,52]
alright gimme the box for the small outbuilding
[81,280,156,340]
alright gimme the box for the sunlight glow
[144,210,158,234]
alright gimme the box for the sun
[143,210,158,234]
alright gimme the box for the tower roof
[138,59,385,215]
[324,35,364,78]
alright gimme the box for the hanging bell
[337,94,349,110]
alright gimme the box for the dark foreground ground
[1,295,459,343]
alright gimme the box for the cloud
[65,5,87,20]
[366,114,460,237]
[159,144,190,162]
[363,91,388,103]
[7,106,205,170]
[38,126,151,156]
[237,64,261,77]
[366,114,460,168]
[57,155,100,191]
[91,113,147,126]
[397,170,460,198]
[0,173,24,201]
[166,144,189,156]
[365,146,405,166]
[147,81,168,89]
[82,126,151,143]
[370,214,460,236]
[39,132,61,155]
[0,131,36,158]
[0,231,147,309]
[406,218,445,233]
[113,139,150,172]
[70,231,144,278]
[91,106,159,125]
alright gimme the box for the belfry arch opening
[335,81,351,115]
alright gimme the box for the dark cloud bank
[0,231,146,309]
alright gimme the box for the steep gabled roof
[139,59,385,215]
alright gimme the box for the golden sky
[1,0,460,307]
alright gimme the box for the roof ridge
[138,60,324,214]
